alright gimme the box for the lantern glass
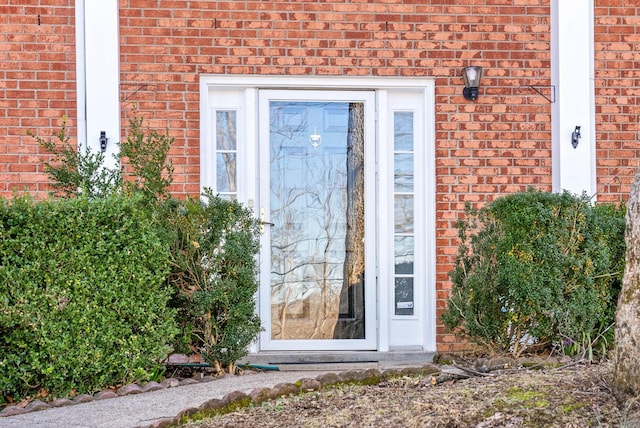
[462,66,483,88]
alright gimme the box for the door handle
[260,207,274,234]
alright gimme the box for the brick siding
[117,1,555,350]
[1,0,637,351]
[594,1,640,204]
[0,0,76,195]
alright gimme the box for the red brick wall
[117,1,554,350]
[0,0,76,196]
[594,1,640,204]
[3,0,637,351]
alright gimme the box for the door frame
[199,76,437,353]
[257,89,377,351]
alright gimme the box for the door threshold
[240,350,435,370]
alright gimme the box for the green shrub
[28,116,121,198]
[29,115,261,378]
[0,194,177,402]
[167,189,262,373]
[119,113,174,203]
[442,189,625,357]
[31,113,173,202]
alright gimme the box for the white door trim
[199,75,437,353]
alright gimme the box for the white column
[551,0,595,196]
[81,0,120,168]
[74,1,86,153]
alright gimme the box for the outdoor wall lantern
[571,126,581,148]
[462,66,483,101]
[99,131,108,152]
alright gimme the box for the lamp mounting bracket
[520,85,556,103]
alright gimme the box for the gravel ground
[182,362,626,427]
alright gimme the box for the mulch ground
[182,361,627,427]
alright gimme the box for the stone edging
[140,364,443,428]
[0,371,234,418]
[0,354,567,422]
[145,354,572,427]
[0,364,442,421]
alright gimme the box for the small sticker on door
[396,301,414,309]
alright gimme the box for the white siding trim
[200,75,434,91]
[424,82,437,352]
[551,0,596,195]
[74,1,86,151]
[376,89,391,352]
[83,1,120,167]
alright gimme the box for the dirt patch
[183,362,624,427]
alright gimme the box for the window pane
[394,153,413,192]
[395,277,414,316]
[218,194,237,201]
[216,153,236,192]
[216,111,237,150]
[394,236,414,274]
[394,112,413,151]
[394,195,414,234]
[268,100,366,340]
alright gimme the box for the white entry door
[201,77,436,354]
[257,90,377,351]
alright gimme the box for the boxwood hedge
[442,189,625,357]
[0,194,177,402]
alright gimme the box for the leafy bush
[28,116,121,198]
[166,190,262,373]
[0,194,177,402]
[442,189,625,357]
[27,115,262,378]
[119,114,174,203]
[32,113,173,202]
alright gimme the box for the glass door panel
[259,91,375,350]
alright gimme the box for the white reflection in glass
[394,112,413,152]
[216,153,235,192]
[394,153,413,192]
[394,195,414,234]
[394,236,414,274]
[215,111,237,194]
[216,111,237,150]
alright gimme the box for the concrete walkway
[0,356,435,428]
[0,370,343,428]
